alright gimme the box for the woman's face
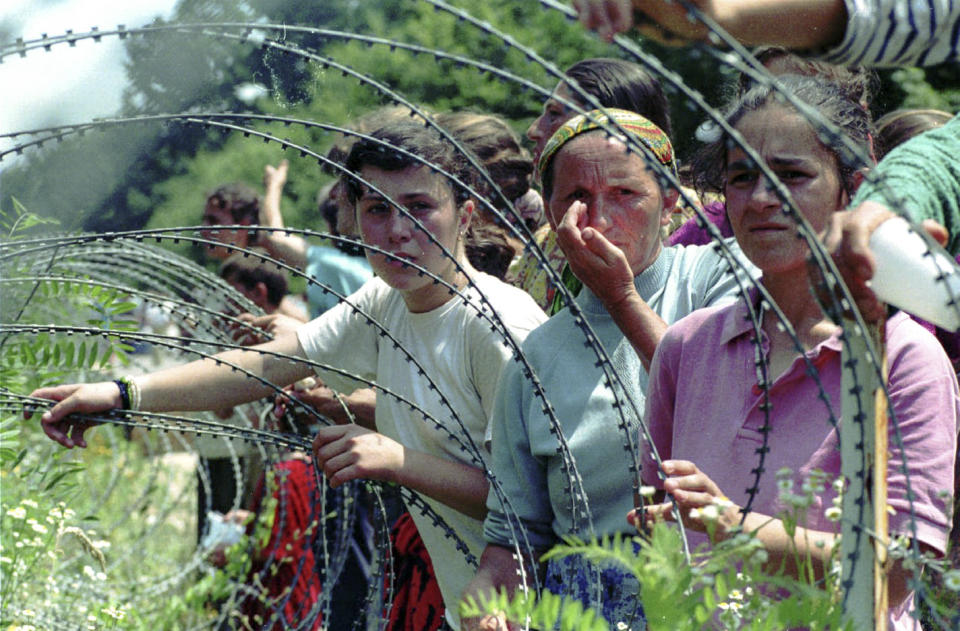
[355,164,472,313]
[527,82,578,165]
[724,106,849,276]
[547,132,676,276]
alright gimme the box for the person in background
[221,247,308,322]
[209,251,323,630]
[873,108,955,161]
[259,160,373,320]
[201,181,308,322]
[201,182,261,262]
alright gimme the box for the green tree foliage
[2,0,957,253]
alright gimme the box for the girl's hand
[24,382,122,448]
[628,459,740,538]
[556,200,637,307]
[312,424,404,488]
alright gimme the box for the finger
[641,502,676,525]
[921,219,949,247]
[324,458,360,489]
[669,487,718,508]
[312,425,349,453]
[41,393,86,427]
[660,459,698,476]
[68,421,93,449]
[42,419,75,448]
[579,227,622,265]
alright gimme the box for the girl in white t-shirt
[28,121,546,630]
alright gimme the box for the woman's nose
[746,176,782,213]
[386,211,413,242]
[526,116,542,143]
[587,196,611,231]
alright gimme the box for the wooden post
[839,320,889,631]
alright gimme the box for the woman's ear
[660,187,680,227]
[459,199,475,234]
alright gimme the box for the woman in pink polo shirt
[635,74,958,630]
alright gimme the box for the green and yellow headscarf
[537,108,678,185]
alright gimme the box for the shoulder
[885,311,955,377]
[468,271,548,333]
[662,298,740,347]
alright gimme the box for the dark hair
[464,223,518,280]
[694,74,873,198]
[344,121,481,207]
[323,106,429,175]
[874,108,953,160]
[220,249,288,309]
[434,111,534,216]
[563,58,672,138]
[206,183,260,224]
[737,46,875,109]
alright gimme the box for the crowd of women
[25,3,959,630]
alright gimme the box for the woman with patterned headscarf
[461,109,755,630]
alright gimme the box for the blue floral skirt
[544,546,646,631]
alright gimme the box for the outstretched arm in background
[258,159,310,270]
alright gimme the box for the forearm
[259,232,309,270]
[632,0,847,49]
[138,334,313,412]
[715,0,847,48]
[737,511,914,605]
[601,288,667,369]
[732,511,837,580]
[395,450,491,520]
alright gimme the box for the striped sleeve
[820,0,959,67]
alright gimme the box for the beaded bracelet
[113,379,131,410]
[113,376,141,411]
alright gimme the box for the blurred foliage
[2,0,957,268]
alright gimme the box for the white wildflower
[639,486,657,499]
[8,506,26,519]
[700,504,720,522]
[30,523,48,535]
[825,506,842,522]
[21,499,38,509]
[944,570,960,591]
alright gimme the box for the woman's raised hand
[24,382,123,449]
[556,200,637,306]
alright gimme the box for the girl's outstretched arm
[28,332,312,448]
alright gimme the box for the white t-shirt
[297,272,546,629]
